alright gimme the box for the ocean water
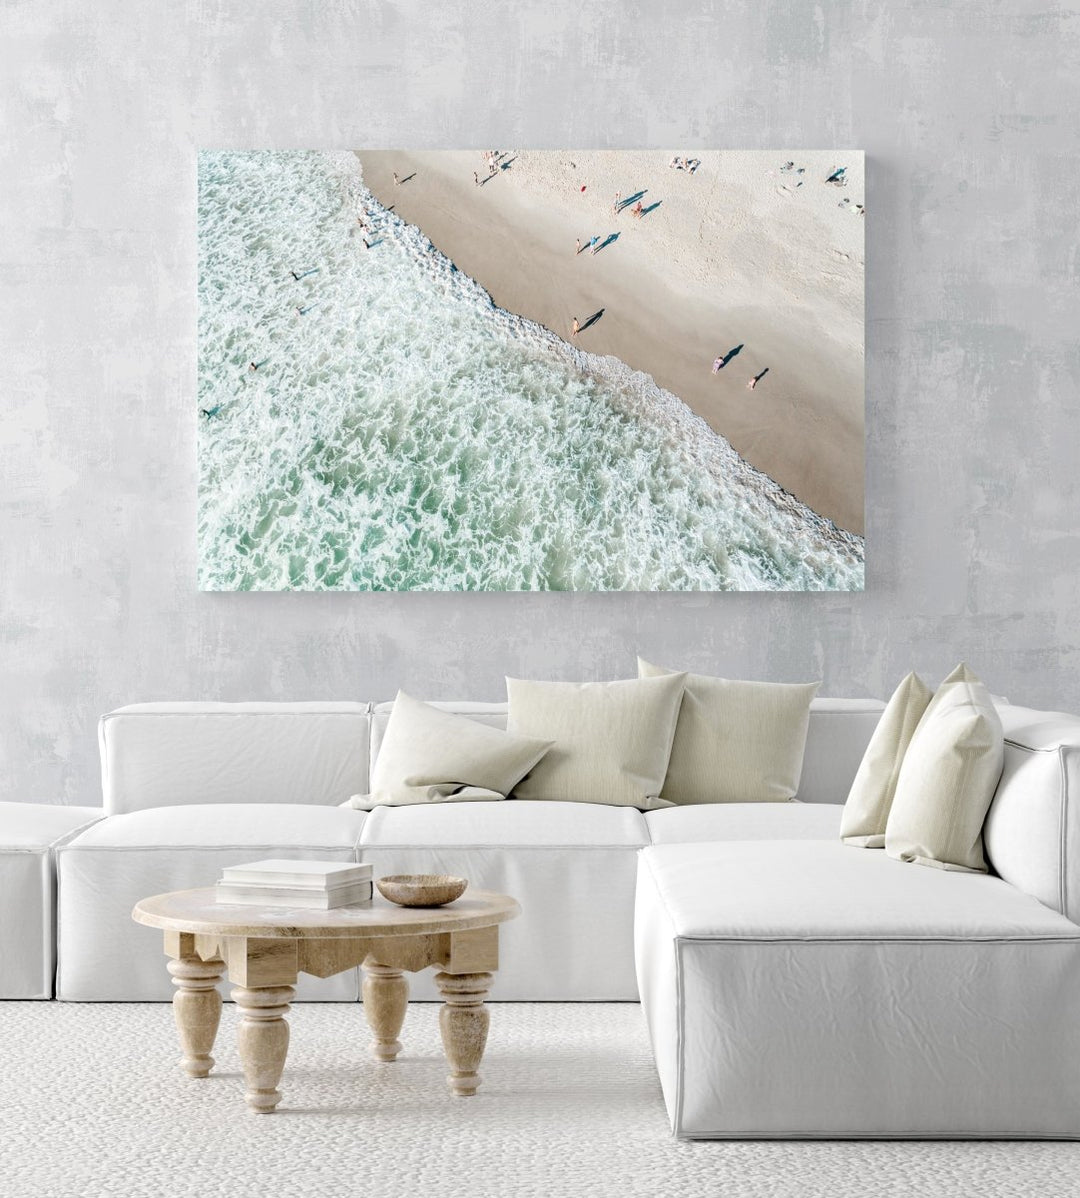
[197,151,864,591]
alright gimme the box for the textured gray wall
[2,1,1078,804]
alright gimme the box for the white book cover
[220,859,372,888]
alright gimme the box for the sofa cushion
[840,672,932,847]
[99,702,372,814]
[506,675,685,809]
[984,704,1080,923]
[640,840,1077,939]
[69,803,366,848]
[354,691,551,809]
[636,841,1080,1138]
[885,664,1004,873]
[57,805,365,1002]
[638,660,819,804]
[646,802,840,845]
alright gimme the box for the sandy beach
[357,150,864,536]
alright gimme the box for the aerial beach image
[197,150,864,591]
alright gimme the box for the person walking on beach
[571,317,580,338]
[393,172,400,186]
[613,191,620,214]
[474,171,480,187]
[575,238,581,255]
[712,356,723,374]
[588,235,600,255]
[631,201,643,219]
[747,368,769,390]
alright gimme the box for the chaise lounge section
[636,702,1080,1137]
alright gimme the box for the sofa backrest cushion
[370,697,885,804]
[984,704,1080,923]
[99,703,372,814]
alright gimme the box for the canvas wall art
[197,150,864,591]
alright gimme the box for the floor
[1,1002,1076,1198]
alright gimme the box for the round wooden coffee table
[132,886,521,1113]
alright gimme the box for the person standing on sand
[747,368,769,390]
[575,238,581,255]
[613,192,620,214]
[589,235,600,255]
[712,357,723,374]
[571,317,580,338]
[474,172,480,187]
[393,172,400,186]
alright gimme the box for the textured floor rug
[1,1002,1076,1198]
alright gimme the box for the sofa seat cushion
[636,841,1080,1137]
[643,840,1079,939]
[0,803,104,848]
[646,802,840,845]
[360,799,647,847]
[68,803,366,849]
[0,803,103,999]
[58,805,366,1002]
[360,800,648,1001]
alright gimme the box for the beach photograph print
[197,150,864,591]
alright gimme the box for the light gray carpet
[0,1002,1076,1198]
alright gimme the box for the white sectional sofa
[46,697,880,1001]
[5,692,1080,1138]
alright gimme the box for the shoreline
[356,150,864,536]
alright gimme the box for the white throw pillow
[637,659,819,803]
[505,674,686,809]
[345,690,552,810]
[884,664,1005,873]
[840,671,933,847]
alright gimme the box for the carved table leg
[167,956,224,1078]
[363,959,409,1062]
[436,971,493,1096]
[231,984,295,1113]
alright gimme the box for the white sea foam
[197,151,864,590]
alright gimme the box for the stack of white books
[215,860,374,909]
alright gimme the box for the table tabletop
[132,886,520,939]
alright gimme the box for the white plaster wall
[1,1,1078,804]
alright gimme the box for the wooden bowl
[376,874,468,908]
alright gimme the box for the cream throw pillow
[345,690,553,810]
[884,664,1004,872]
[840,672,933,847]
[505,674,686,809]
[638,659,819,803]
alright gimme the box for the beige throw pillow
[506,674,686,809]
[840,672,933,847]
[884,664,1004,873]
[345,690,553,810]
[638,659,819,803]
